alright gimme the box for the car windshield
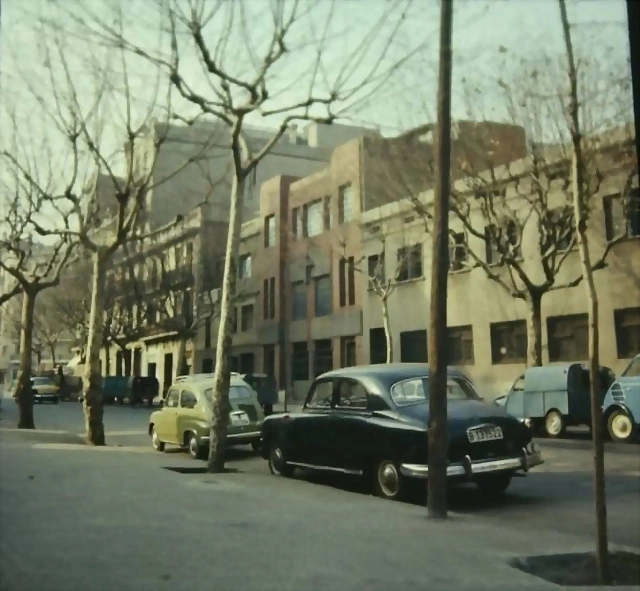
[32,378,54,386]
[622,357,640,378]
[203,385,254,403]
[390,376,480,406]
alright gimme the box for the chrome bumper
[400,444,544,479]
[199,431,261,443]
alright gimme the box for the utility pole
[427,0,453,520]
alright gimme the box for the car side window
[336,379,369,409]
[180,390,198,409]
[306,380,335,408]
[165,389,180,408]
[512,375,524,392]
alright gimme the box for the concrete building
[132,120,384,230]
[360,130,640,399]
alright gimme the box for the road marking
[32,443,153,453]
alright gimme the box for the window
[547,313,588,362]
[449,231,468,272]
[304,200,323,237]
[314,275,332,317]
[292,281,307,320]
[400,330,427,362]
[238,254,252,279]
[165,388,180,408]
[263,345,276,376]
[201,358,214,373]
[314,339,333,376]
[485,221,522,264]
[264,214,276,247]
[603,190,640,241]
[340,336,357,367]
[204,320,212,348]
[367,253,385,286]
[369,327,387,364]
[339,257,356,307]
[180,390,198,409]
[240,304,254,331]
[291,342,309,381]
[390,376,479,406]
[263,278,276,320]
[232,307,238,333]
[269,277,276,318]
[239,352,255,374]
[448,325,475,365]
[396,244,423,282]
[323,196,332,230]
[336,379,368,409]
[306,379,334,408]
[292,207,301,239]
[490,320,527,364]
[614,307,640,359]
[338,184,354,222]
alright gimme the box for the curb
[534,438,640,456]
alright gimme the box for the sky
[0,0,633,228]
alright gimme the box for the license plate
[467,425,503,443]
[230,412,250,427]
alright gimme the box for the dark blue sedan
[261,363,543,500]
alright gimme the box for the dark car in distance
[261,364,543,500]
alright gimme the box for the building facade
[360,133,640,399]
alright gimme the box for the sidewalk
[1,432,636,591]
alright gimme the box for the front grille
[237,404,259,422]
[610,383,626,404]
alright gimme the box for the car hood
[400,399,529,436]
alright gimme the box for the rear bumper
[400,444,543,479]
[198,431,261,445]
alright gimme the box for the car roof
[172,373,249,389]
[318,363,467,382]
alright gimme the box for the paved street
[2,397,639,551]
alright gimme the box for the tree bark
[381,296,394,363]
[49,344,57,367]
[525,291,543,367]
[123,348,132,377]
[559,0,609,582]
[83,251,108,446]
[105,346,111,376]
[176,336,189,377]
[15,290,37,429]
[207,172,246,473]
[427,0,453,520]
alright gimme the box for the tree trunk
[427,0,453,520]
[105,346,111,375]
[83,251,108,446]
[207,172,246,473]
[14,290,37,429]
[176,336,189,377]
[49,344,57,368]
[525,292,543,367]
[559,0,609,582]
[381,296,394,363]
[35,349,42,367]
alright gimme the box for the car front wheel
[608,410,636,443]
[374,459,405,501]
[151,426,165,452]
[475,472,513,494]
[268,444,294,477]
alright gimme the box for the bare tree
[559,0,610,582]
[66,0,421,470]
[4,7,220,444]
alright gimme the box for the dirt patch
[510,551,640,587]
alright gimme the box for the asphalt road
[2,398,639,549]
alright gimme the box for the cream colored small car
[148,373,264,459]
